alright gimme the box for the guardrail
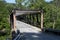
[13,33,20,40]
[12,30,25,40]
[44,28,60,35]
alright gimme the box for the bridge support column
[10,13,16,40]
[41,10,44,31]
[13,13,16,32]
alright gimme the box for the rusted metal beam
[11,9,44,32]
[13,13,16,32]
[41,10,44,31]
[15,10,40,16]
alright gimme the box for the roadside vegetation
[0,0,60,40]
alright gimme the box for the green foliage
[0,0,60,39]
[0,0,11,40]
[15,0,60,30]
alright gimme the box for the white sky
[5,0,53,3]
[45,0,53,2]
[5,0,16,3]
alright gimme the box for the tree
[0,0,11,40]
[15,0,60,30]
[52,0,60,7]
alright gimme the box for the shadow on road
[12,29,60,40]
[20,32,60,40]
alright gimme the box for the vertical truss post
[41,10,44,31]
[13,13,16,32]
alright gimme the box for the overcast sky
[5,0,16,3]
[45,0,53,2]
[5,0,53,3]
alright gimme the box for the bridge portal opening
[10,9,44,32]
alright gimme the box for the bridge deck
[16,20,60,40]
